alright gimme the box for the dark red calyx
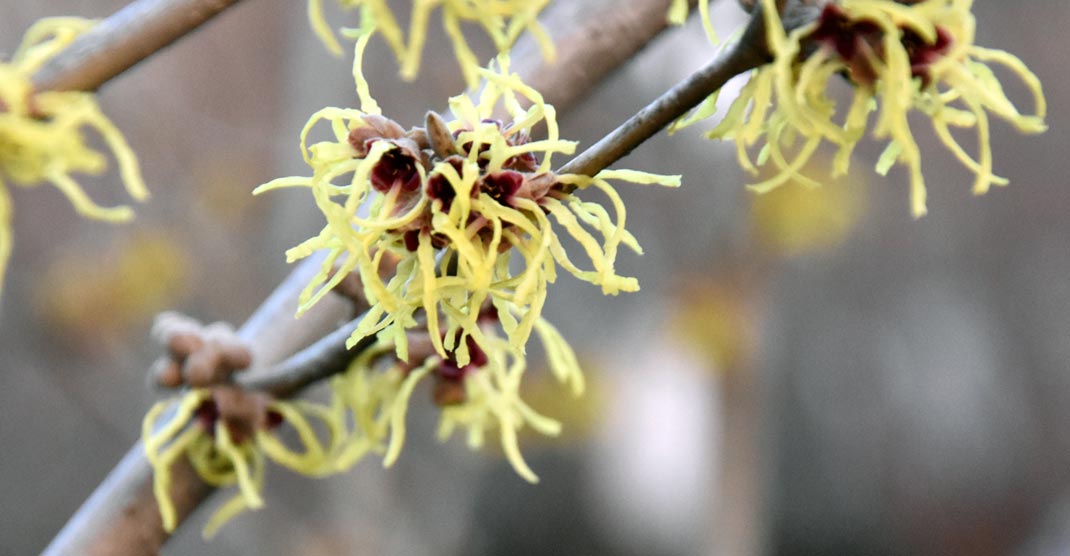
[477,303,500,324]
[501,128,539,172]
[481,170,525,206]
[902,26,953,87]
[426,156,466,211]
[371,148,420,193]
[401,229,448,251]
[430,334,489,407]
[808,4,953,89]
[809,5,883,86]
[265,409,284,429]
[504,151,540,173]
[403,229,421,252]
[454,120,504,167]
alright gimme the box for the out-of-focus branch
[31,0,245,92]
[512,0,697,110]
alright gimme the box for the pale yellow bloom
[0,18,147,294]
[684,0,1045,217]
[257,48,678,368]
[256,39,675,485]
[749,154,867,257]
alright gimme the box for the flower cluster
[143,314,347,537]
[0,18,147,294]
[257,51,678,368]
[254,39,675,486]
[145,5,677,537]
[682,0,1046,217]
[308,0,556,88]
[144,389,345,537]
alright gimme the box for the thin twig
[240,315,369,398]
[556,0,822,177]
[31,0,246,92]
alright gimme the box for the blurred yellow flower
[684,0,1046,218]
[36,231,190,345]
[749,155,867,257]
[0,18,147,295]
[308,0,556,88]
[668,278,755,371]
[667,0,690,25]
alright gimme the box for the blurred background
[3,1,1070,554]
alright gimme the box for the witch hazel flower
[0,18,147,294]
[256,49,678,370]
[308,0,556,88]
[331,301,583,482]
[681,0,1046,217]
[142,313,347,538]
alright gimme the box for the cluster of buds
[681,0,1046,217]
[343,109,553,255]
[143,313,344,538]
[308,0,555,88]
[0,17,147,296]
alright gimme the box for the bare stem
[239,315,370,398]
[31,0,246,92]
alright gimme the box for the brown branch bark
[31,0,246,92]
[511,0,697,110]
